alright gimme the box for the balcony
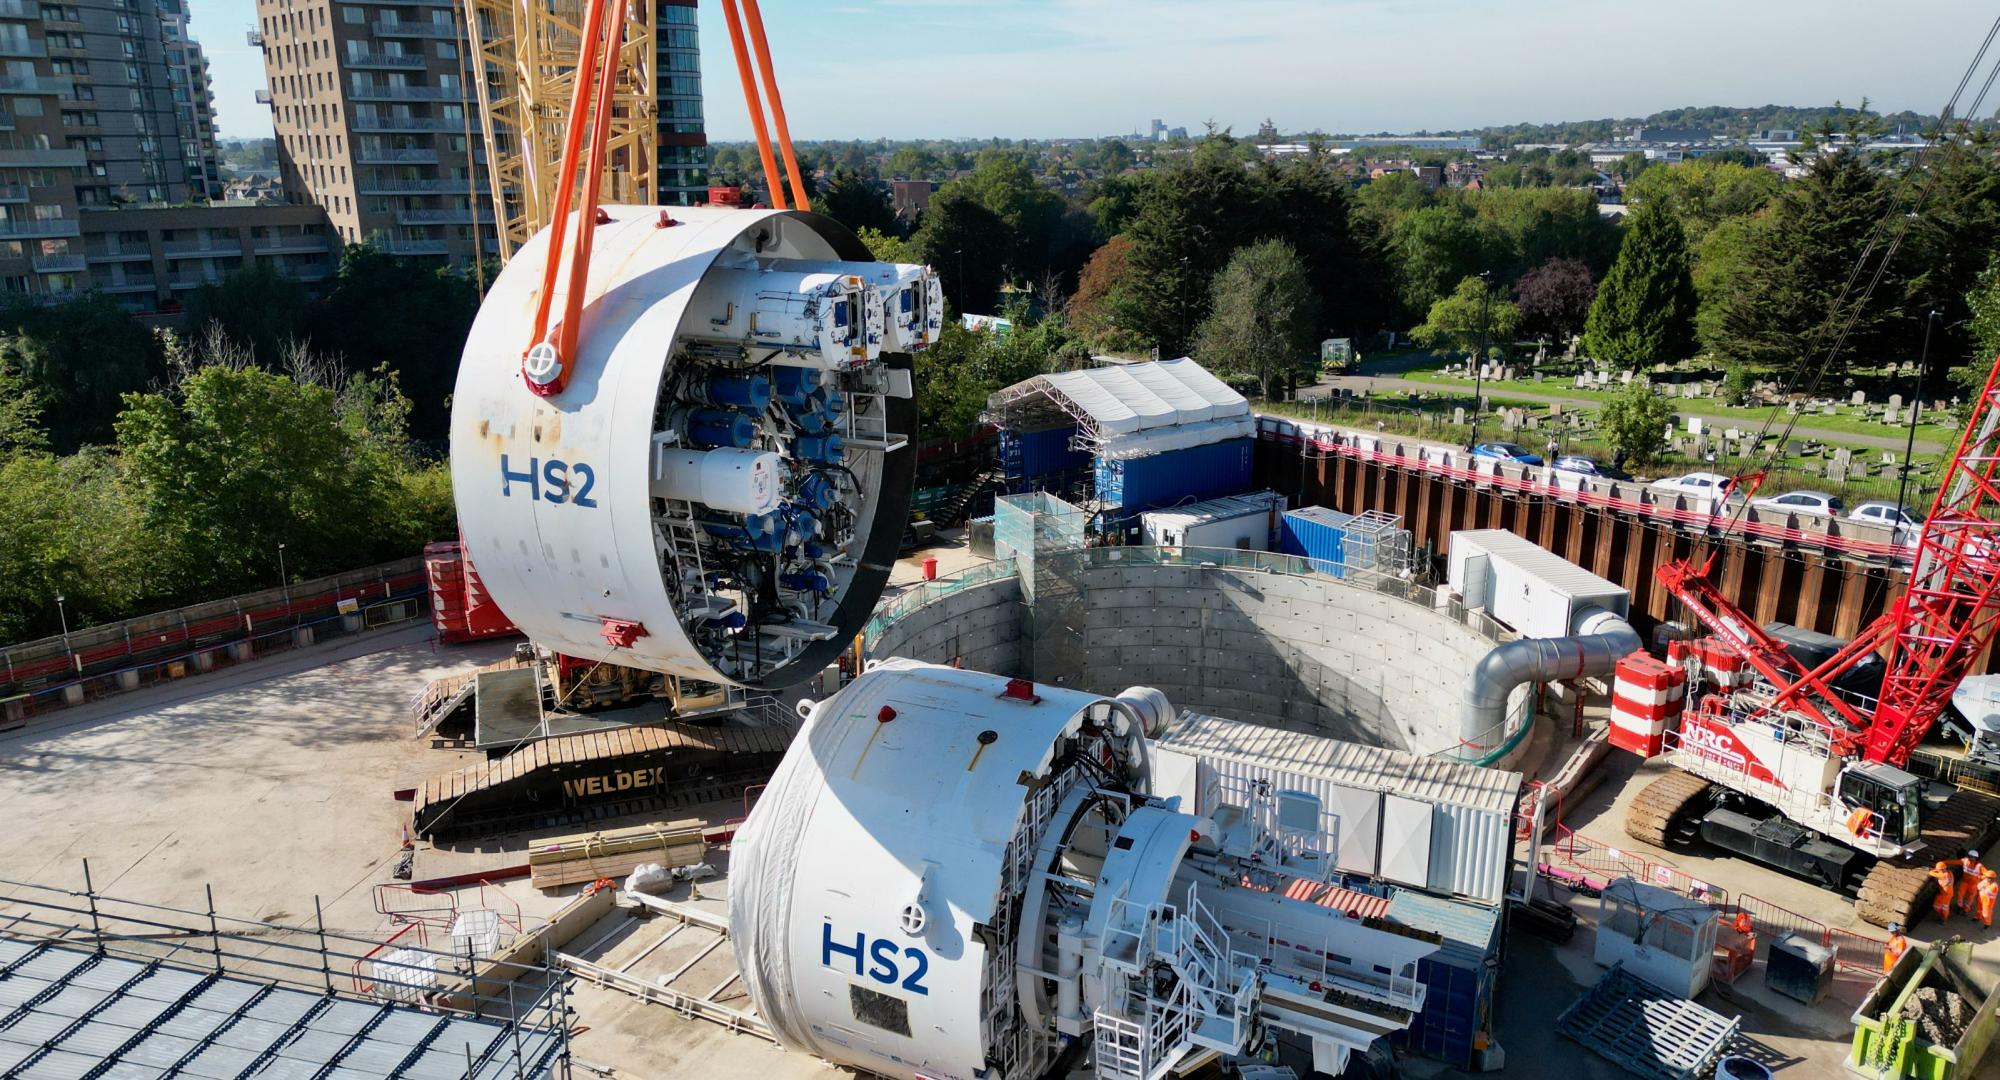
[346,84,464,102]
[285,260,334,280]
[0,39,44,58]
[254,88,272,105]
[344,52,426,69]
[32,252,86,273]
[0,74,72,95]
[0,183,26,203]
[0,147,84,168]
[0,111,14,131]
[92,278,158,294]
[253,234,329,254]
[168,270,225,288]
[378,236,447,256]
[0,217,81,239]
[0,0,34,17]
[370,20,458,38]
[358,176,461,194]
[395,207,493,225]
[351,114,461,133]
[160,240,240,258]
[84,245,151,262]
[245,29,263,46]
[354,146,438,164]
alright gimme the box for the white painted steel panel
[1379,796,1434,888]
[1325,783,1383,876]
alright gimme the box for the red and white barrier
[1610,651,1687,756]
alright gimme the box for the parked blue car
[1470,441,1544,466]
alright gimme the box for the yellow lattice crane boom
[460,0,656,259]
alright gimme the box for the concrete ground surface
[4,556,2000,1078]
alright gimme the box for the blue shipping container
[1385,891,1502,1070]
[1000,426,1087,480]
[1094,437,1254,512]
[1279,507,1353,577]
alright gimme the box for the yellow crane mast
[460,0,657,259]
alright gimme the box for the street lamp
[1896,310,1941,524]
[56,592,76,674]
[1466,270,1494,450]
[277,543,290,619]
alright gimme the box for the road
[1305,367,1947,455]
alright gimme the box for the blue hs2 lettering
[823,923,929,995]
[500,454,598,507]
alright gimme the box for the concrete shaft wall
[865,560,1500,756]
[866,577,1026,677]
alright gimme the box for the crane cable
[1715,15,2000,539]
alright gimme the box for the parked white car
[1850,500,1922,546]
[1650,472,1738,502]
[1752,490,1844,518]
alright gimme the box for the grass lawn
[1259,393,1943,509]
[1385,357,1955,444]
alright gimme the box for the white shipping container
[1446,528,1630,639]
[1151,714,1522,904]
[1141,490,1288,551]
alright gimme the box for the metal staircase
[1092,885,1259,1080]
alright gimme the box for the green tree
[856,227,921,264]
[1120,151,1272,356]
[115,364,445,596]
[1949,254,2000,398]
[1084,172,1149,241]
[1598,378,1677,465]
[1410,275,1519,359]
[1390,204,1489,319]
[1264,157,1393,339]
[1623,159,1779,242]
[0,447,150,641]
[1906,130,2000,392]
[886,145,940,180]
[1707,150,1907,372]
[0,295,165,452]
[915,186,1011,313]
[184,262,312,368]
[1582,198,1699,368]
[310,243,482,437]
[1192,239,1320,399]
[813,167,896,235]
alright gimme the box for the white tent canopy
[987,357,1254,459]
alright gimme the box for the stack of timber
[528,819,707,890]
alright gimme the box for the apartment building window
[13,99,38,117]
[342,6,362,23]
[0,242,20,259]
[434,42,455,59]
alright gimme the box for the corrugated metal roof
[1141,490,1285,528]
[1452,529,1623,599]
[1159,713,1522,814]
[1387,890,1502,955]
[1281,878,1395,920]
[1286,506,1354,528]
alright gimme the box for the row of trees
[5,245,486,456]
[0,342,452,644]
[0,244,478,643]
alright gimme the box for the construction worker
[1981,869,1999,928]
[1884,923,1909,973]
[1931,860,1957,924]
[1845,805,1876,839]
[1960,850,1986,915]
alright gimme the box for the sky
[196,0,1995,142]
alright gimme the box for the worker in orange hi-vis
[1845,805,1875,838]
[1931,861,1958,924]
[1980,869,1999,928]
[1959,850,1986,915]
[1884,923,1909,973]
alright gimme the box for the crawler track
[1624,770,1713,848]
[1856,786,2000,929]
